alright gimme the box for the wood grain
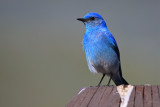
[66,85,159,107]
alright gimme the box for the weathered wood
[88,86,106,107]
[134,85,144,107]
[127,87,135,107]
[98,86,113,107]
[66,85,160,107]
[79,87,98,107]
[144,85,152,107]
[102,86,120,107]
[66,87,90,107]
[152,85,160,107]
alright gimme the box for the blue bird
[77,13,128,86]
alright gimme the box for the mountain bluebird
[77,13,128,86]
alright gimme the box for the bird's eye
[90,17,95,20]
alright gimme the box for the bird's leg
[106,74,112,86]
[97,74,105,86]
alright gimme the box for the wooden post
[66,85,160,107]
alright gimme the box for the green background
[1,0,160,107]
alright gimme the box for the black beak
[77,18,88,22]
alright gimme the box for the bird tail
[112,66,129,86]
[112,76,129,86]
[121,77,129,85]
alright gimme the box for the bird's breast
[84,38,117,62]
[83,34,119,74]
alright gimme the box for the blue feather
[77,12,128,86]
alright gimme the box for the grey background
[0,0,160,107]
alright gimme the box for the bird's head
[77,13,107,29]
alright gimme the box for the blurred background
[0,0,160,107]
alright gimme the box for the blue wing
[106,33,124,76]
[106,33,120,61]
